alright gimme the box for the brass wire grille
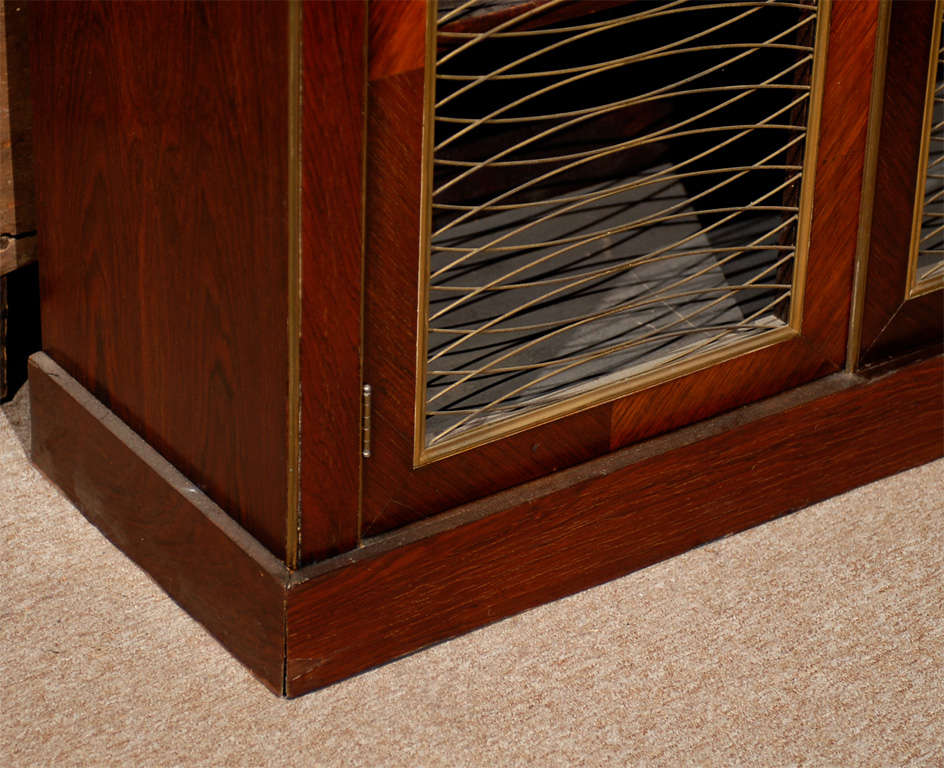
[417,0,825,462]
[910,0,944,294]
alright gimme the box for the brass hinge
[361,384,372,459]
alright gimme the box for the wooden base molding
[28,352,944,697]
[28,353,287,692]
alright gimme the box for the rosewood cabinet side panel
[30,2,291,559]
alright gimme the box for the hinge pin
[361,384,372,458]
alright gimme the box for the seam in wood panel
[846,0,890,371]
[282,591,289,696]
[356,2,369,544]
[286,0,303,570]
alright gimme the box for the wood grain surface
[368,0,425,82]
[857,0,944,367]
[29,353,288,693]
[30,1,291,558]
[360,0,879,537]
[286,354,943,696]
[298,0,367,564]
[24,0,940,700]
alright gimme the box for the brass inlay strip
[906,0,944,298]
[416,0,828,465]
[356,4,369,544]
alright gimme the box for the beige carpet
[1,383,942,767]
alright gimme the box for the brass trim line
[356,4,369,544]
[906,0,944,299]
[286,0,302,569]
[415,0,830,466]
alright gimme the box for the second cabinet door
[855,0,944,368]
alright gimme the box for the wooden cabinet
[27,0,942,697]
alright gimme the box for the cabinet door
[854,0,944,368]
[362,0,879,537]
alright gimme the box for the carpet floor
[1,383,942,767]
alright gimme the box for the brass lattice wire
[914,2,944,287]
[420,0,821,456]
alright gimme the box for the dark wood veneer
[368,0,425,82]
[30,1,291,558]
[1,0,34,249]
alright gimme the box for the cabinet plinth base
[28,352,943,697]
